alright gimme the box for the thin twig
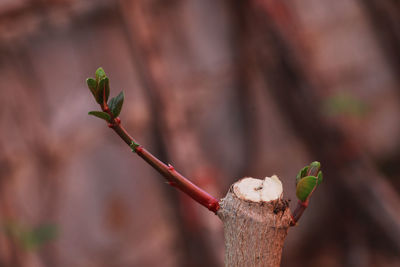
[99,102,220,213]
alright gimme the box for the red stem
[100,103,220,213]
[290,200,308,226]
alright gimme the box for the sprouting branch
[86,68,220,213]
[290,161,323,226]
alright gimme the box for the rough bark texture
[217,186,292,267]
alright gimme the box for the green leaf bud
[307,161,321,176]
[86,78,97,98]
[88,111,111,121]
[296,176,317,202]
[95,67,107,83]
[296,166,309,185]
[96,77,110,104]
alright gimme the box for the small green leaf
[88,111,111,121]
[86,78,97,98]
[96,77,110,104]
[103,78,110,102]
[307,161,321,176]
[296,166,309,185]
[317,171,323,185]
[95,67,107,83]
[110,91,124,117]
[300,166,309,177]
[296,176,317,202]
[108,97,116,112]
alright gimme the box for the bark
[217,184,292,267]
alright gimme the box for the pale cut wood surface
[218,185,292,267]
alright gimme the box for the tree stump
[217,176,292,267]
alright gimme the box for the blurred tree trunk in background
[230,1,400,266]
[117,0,225,265]
[359,0,400,74]
[0,0,400,267]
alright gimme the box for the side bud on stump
[217,176,292,267]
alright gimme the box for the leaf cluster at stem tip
[86,67,125,122]
[295,161,323,202]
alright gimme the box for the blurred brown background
[0,0,400,266]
